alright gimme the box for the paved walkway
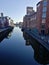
[30,29,49,44]
[24,29,49,51]
[40,35,49,43]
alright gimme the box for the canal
[0,27,49,65]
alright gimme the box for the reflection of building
[0,28,13,42]
[23,31,49,64]
[36,0,49,34]
[6,32,12,39]
[23,32,30,45]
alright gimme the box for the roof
[37,1,42,6]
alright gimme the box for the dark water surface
[0,27,49,65]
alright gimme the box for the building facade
[26,7,34,15]
[29,12,37,29]
[23,7,37,30]
[0,13,9,28]
[19,22,23,28]
[23,0,49,35]
[37,0,49,34]
[0,13,14,28]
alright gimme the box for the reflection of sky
[0,27,39,65]
[0,0,40,23]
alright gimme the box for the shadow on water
[0,29,13,43]
[23,31,49,65]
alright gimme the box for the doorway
[41,30,45,35]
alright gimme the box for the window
[41,24,45,29]
[42,12,46,18]
[41,30,45,35]
[43,0,47,6]
[42,7,47,12]
[42,19,46,23]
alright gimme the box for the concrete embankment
[0,26,14,39]
[22,28,49,51]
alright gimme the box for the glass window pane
[42,12,46,18]
[41,24,45,29]
[43,0,47,6]
[42,7,47,12]
[42,19,45,23]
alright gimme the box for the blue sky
[0,0,40,23]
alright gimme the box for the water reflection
[0,29,13,42]
[6,31,13,39]
[23,31,49,65]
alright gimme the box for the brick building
[0,13,9,28]
[23,15,31,29]
[23,7,37,30]
[29,12,37,29]
[37,0,49,34]
[26,7,34,15]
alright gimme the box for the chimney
[1,13,3,17]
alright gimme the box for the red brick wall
[37,0,49,34]
[46,0,49,34]
[36,1,43,34]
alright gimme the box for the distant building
[29,12,37,29]
[0,13,9,28]
[1,13,3,17]
[9,19,14,27]
[0,13,14,28]
[26,7,35,15]
[36,0,49,34]
[23,15,30,29]
[19,22,23,28]
[4,16,9,27]
[23,7,37,30]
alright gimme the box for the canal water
[0,27,49,65]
